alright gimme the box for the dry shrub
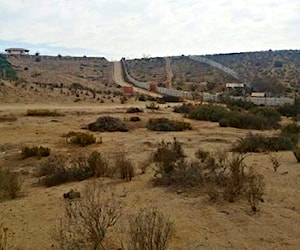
[87,151,109,177]
[0,168,22,199]
[55,183,120,250]
[125,207,174,250]
[64,132,96,147]
[21,146,50,159]
[244,168,265,212]
[26,109,62,117]
[269,155,281,172]
[115,154,135,181]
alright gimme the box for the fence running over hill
[189,55,242,81]
[121,58,295,105]
[121,58,194,99]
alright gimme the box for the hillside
[125,50,300,95]
[5,55,118,93]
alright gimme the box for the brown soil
[0,89,299,249]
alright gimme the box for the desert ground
[0,91,300,250]
[0,53,300,250]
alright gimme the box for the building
[123,86,134,96]
[251,92,266,98]
[5,48,29,55]
[225,83,246,96]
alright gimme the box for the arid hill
[125,50,300,94]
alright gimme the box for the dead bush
[87,151,109,177]
[0,115,17,123]
[0,168,22,199]
[124,207,174,250]
[244,167,265,212]
[269,155,281,172]
[66,132,96,147]
[55,183,120,250]
[115,154,135,181]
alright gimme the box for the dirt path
[112,61,161,97]
[165,57,174,88]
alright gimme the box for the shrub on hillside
[146,102,159,110]
[147,118,191,131]
[88,116,128,132]
[87,151,109,177]
[21,146,50,159]
[277,100,300,118]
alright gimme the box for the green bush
[147,118,191,131]
[277,100,300,118]
[188,105,228,122]
[88,116,128,132]
[219,111,280,130]
[21,146,50,159]
[173,103,194,114]
[232,133,294,153]
[26,109,62,117]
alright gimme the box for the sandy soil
[0,93,300,249]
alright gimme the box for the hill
[125,50,300,95]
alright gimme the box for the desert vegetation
[151,138,265,211]
[21,146,50,159]
[0,167,22,199]
[64,131,96,147]
[88,116,128,132]
[26,109,63,117]
[147,118,192,131]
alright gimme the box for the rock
[63,189,81,199]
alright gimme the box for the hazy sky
[0,0,299,60]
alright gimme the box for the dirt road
[112,61,162,98]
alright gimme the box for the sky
[0,0,299,60]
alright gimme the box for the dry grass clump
[26,109,63,117]
[147,118,191,131]
[129,116,141,122]
[55,183,121,250]
[0,167,22,199]
[124,207,174,250]
[21,146,50,159]
[87,151,109,177]
[88,116,128,132]
[66,132,96,147]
